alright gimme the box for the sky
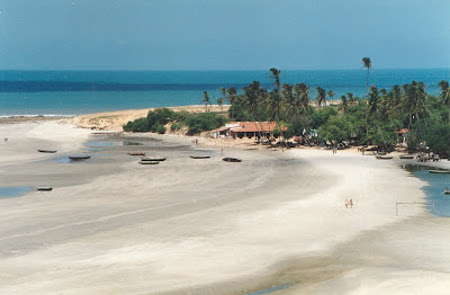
[0,0,449,70]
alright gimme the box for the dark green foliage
[123,108,228,135]
[318,116,352,143]
[123,118,149,132]
[147,108,175,126]
[311,107,337,129]
[186,113,228,135]
[170,122,184,131]
[154,124,166,134]
[423,121,450,157]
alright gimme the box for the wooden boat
[190,155,211,159]
[443,189,450,195]
[223,157,242,163]
[36,186,53,191]
[38,149,57,153]
[68,155,91,161]
[140,157,166,162]
[377,152,387,156]
[400,154,414,160]
[139,160,159,165]
[429,170,450,174]
[127,152,146,156]
[376,155,393,160]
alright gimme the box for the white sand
[0,121,449,294]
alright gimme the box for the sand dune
[70,105,229,131]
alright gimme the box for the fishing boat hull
[400,155,414,159]
[127,152,146,156]
[36,187,53,191]
[223,157,242,162]
[68,155,91,161]
[139,161,159,165]
[141,157,166,162]
[38,149,57,153]
[376,156,393,160]
[430,170,450,174]
[190,155,211,159]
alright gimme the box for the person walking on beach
[345,199,349,208]
[349,199,353,208]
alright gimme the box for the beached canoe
[38,149,57,153]
[429,170,450,174]
[68,155,91,161]
[127,152,146,156]
[36,186,53,191]
[376,155,393,160]
[139,160,159,165]
[190,155,211,159]
[141,157,166,162]
[223,157,242,163]
[400,154,414,160]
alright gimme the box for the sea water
[405,165,450,217]
[0,69,448,116]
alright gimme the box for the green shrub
[170,122,183,131]
[154,124,166,134]
[123,118,150,132]
[186,113,228,135]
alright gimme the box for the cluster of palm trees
[200,61,448,147]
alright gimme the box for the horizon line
[0,67,449,72]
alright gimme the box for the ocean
[0,68,448,116]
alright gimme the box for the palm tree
[367,85,379,117]
[217,97,224,110]
[362,57,372,89]
[347,92,356,106]
[365,85,379,136]
[270,68,281,90]
[269,68,284,142]
[202,91,211,112]
[403,81,428,133]
[218,87,226,111]
[438,80,450,122]
[227,87,237,119]
[340,95,348,113]
[296,82,310,110]
[327,90,335,106]
[316,87,326,108]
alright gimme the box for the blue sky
[0,0,448,70]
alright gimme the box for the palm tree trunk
[366,68,369,89]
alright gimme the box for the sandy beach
[0,118,449,295]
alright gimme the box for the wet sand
[0,121,449,294]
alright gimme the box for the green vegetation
[220,67,448,156]
[124,108,228,135]
[124,66,449,157]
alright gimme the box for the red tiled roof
[231,122,286,133]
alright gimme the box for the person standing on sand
[345,199,349,208]
[349,199,353,208]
